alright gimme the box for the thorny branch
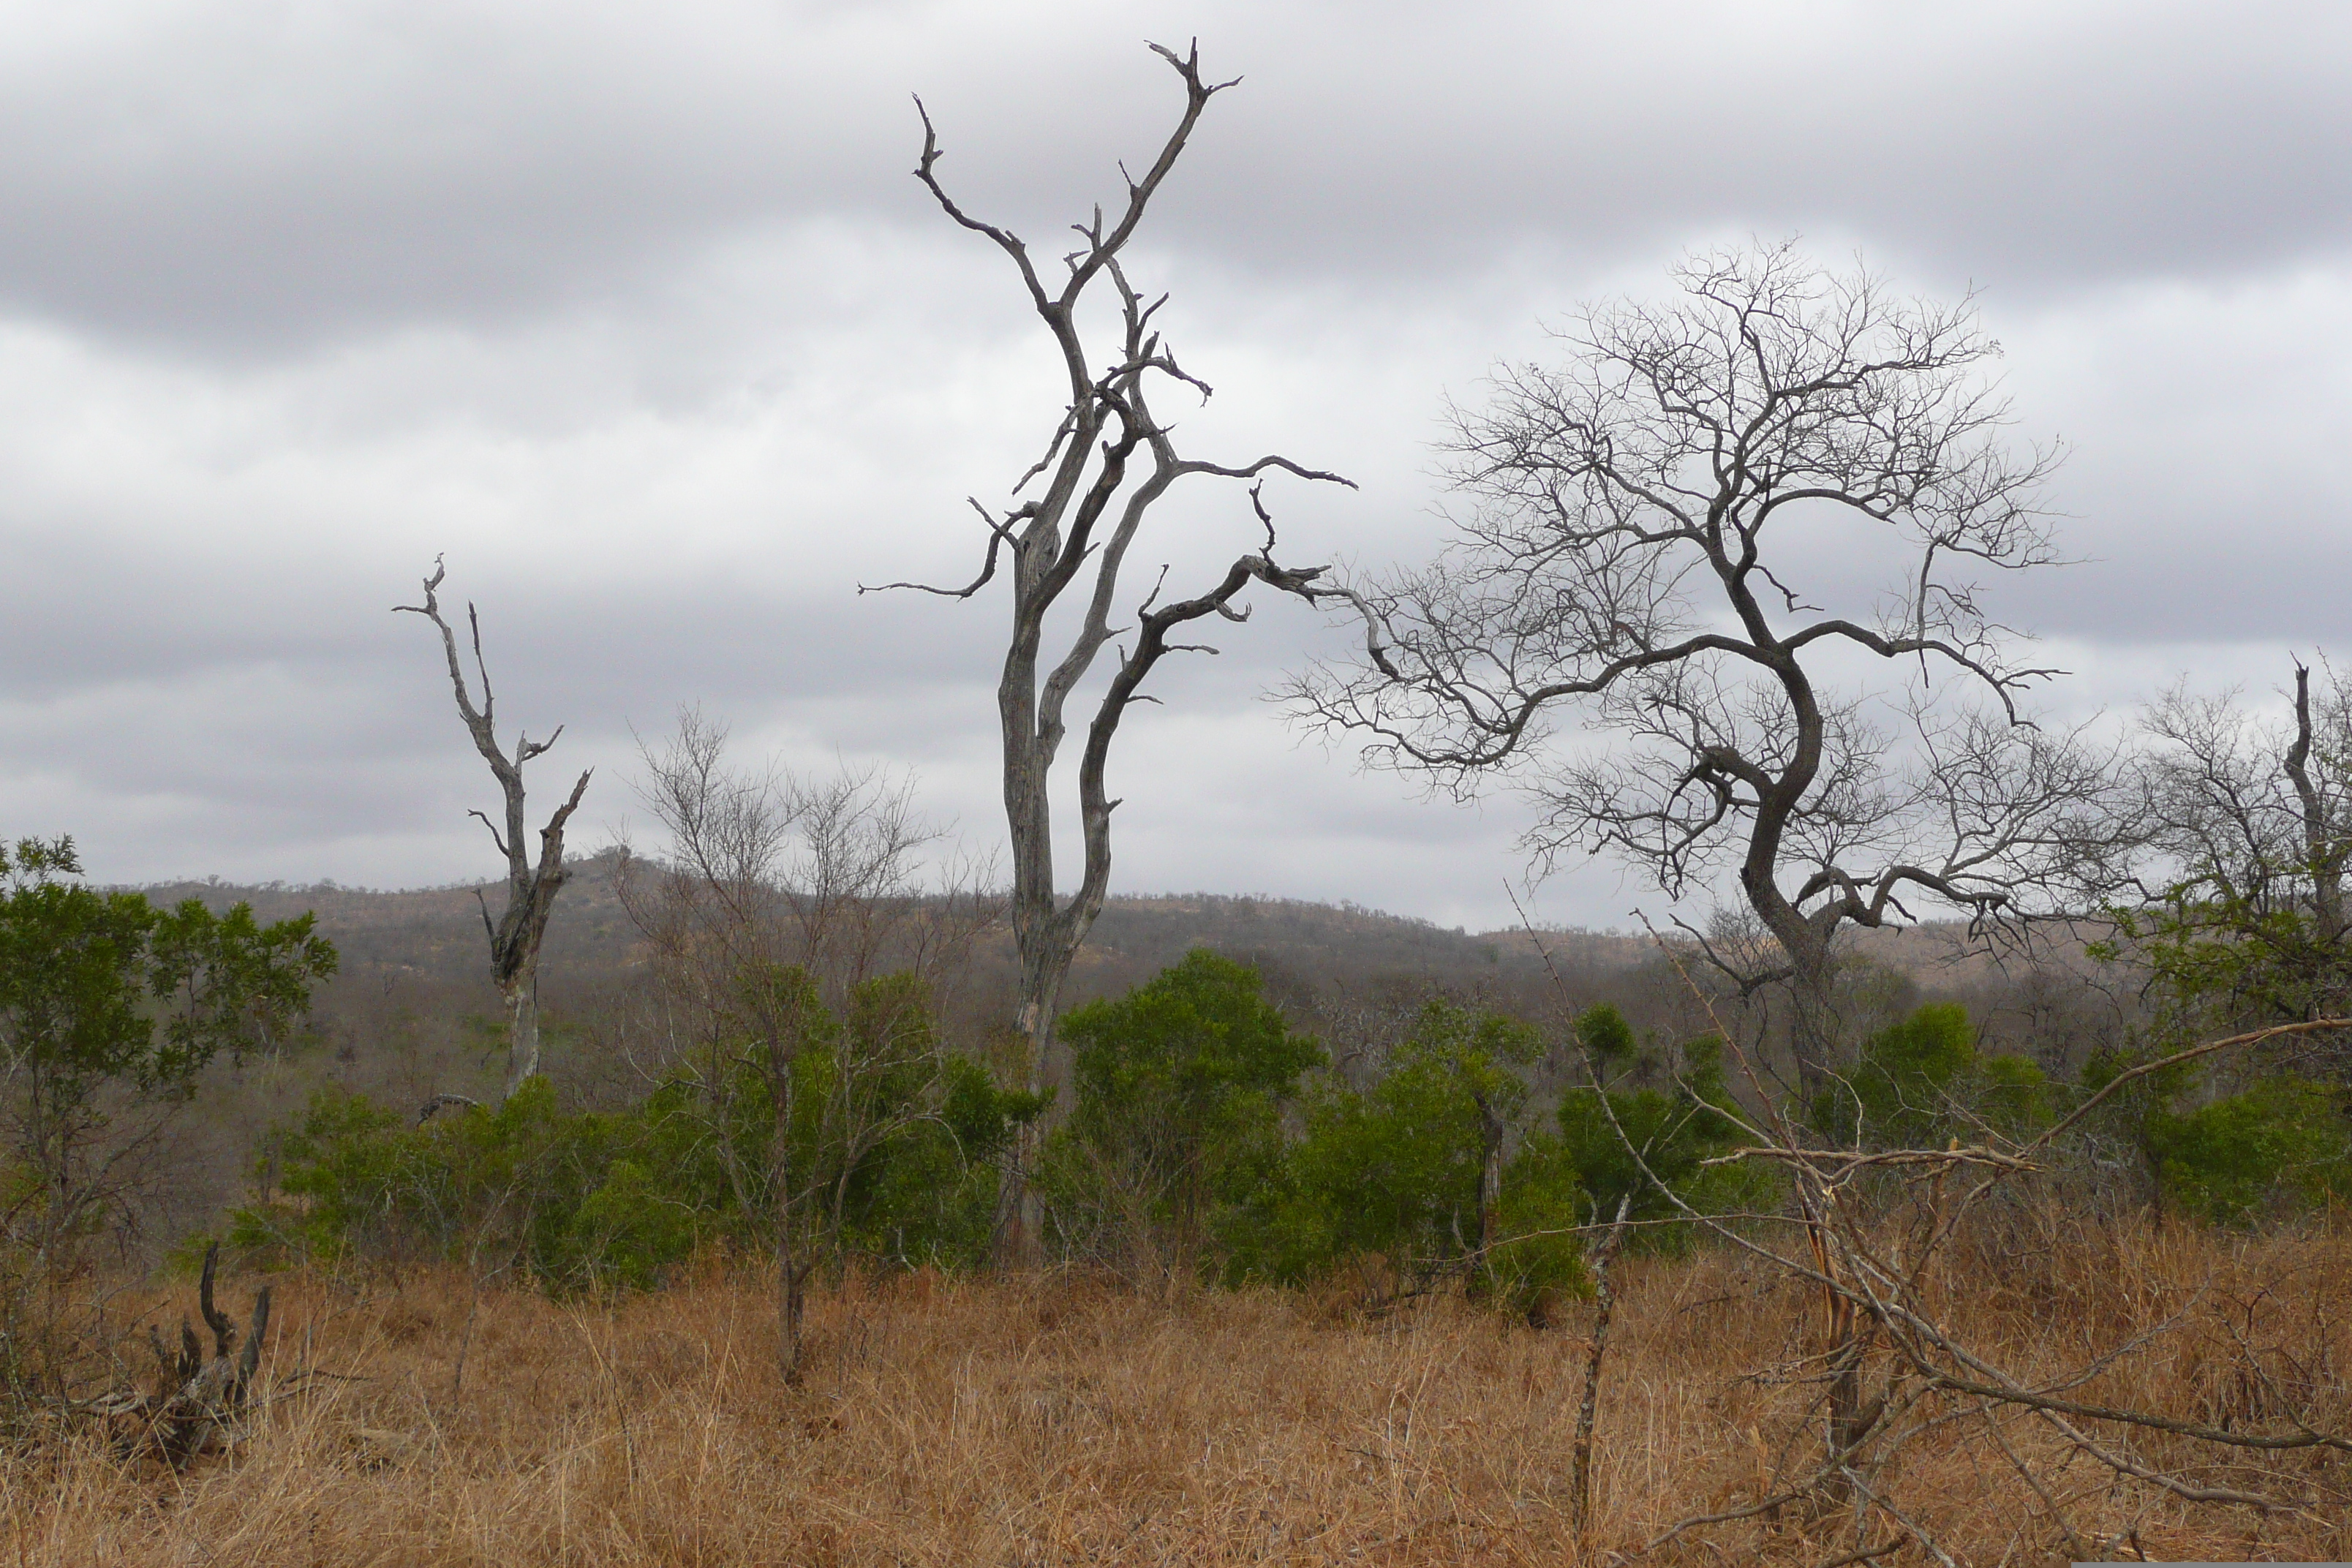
[1525,911,2351,1557]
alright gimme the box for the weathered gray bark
[396,561,591,1104]
[97,1243,273,1465]
[875,43,1352,1263]
[1568,1195,1631,1541]
[1472,1085,1505,1259]
[2284,660,2348,949]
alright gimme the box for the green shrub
[230,972,1035,1292]
[1,835,334,1251]
[2146,1077,2352,1224]
[1812,1003,2050,1149]
[1556,1026,1774,1250]
[1038,951,1322,1282]
[1227,1000,1583,1311]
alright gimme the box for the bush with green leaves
[2076,1044,2352,1224]
[2144,1076,2352,1223]
[1553,1009,1776,1251]
[0,835,335,1250]
[1036,950,1322,1285]
[1228,999,1583,1311]
[230,970,1036,1292]
[233,1079,641,1282]
[1810,1002,2051,1150]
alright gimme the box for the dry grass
[5,1216,2349,1566]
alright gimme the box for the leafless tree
[2115,655,2352,1029]
[396,561,591,1105]
[1295,244,2125,1099]
[869,41,1354,1261]
[620,709,996,1377]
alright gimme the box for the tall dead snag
[397,560,592,1103]
[1568,1194,1631,1543]
[2283,660,2351,950]
[870,41,1353,1264]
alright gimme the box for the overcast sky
[4,0,2348,930]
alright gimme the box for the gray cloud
[3,2,2345,355]
[3,0,2350,929]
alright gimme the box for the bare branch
[859,498,1026,599]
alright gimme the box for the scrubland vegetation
[6,834,2352,1563]
[8,663,2352,1564]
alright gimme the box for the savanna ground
[9,1213,2348,1567]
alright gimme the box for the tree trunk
[499,976,541,1100]
[1473,1088,1505,1282]
[1741,864,1841,1112]
[1738,650,1841,1112]
[1787,951,1840,1114]
[776,1231,804,1385]
[1569,1196,1632,1540]
[992,963,1049,1269]
[774,1108,805,1383]
[2285,662,2346,951]
[1002,889,1091,1269]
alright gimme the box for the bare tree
[1296,244,2121,1099]
[2116,656,2352,1029]
[396,561,591,1104]
[870,41,1353,1261]
[622,709,997,1378]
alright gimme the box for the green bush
[233,1078,645,1284]
[1556,1023,1775,1250]
[1812,1003,2051,1149]
[1,834,335,1249]
[1037,950,1322,1283]
[1226,999,1583,1311]
[230,971,1036,1292]
[2146,1077,2352,1224]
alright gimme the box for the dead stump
[91,1242,273,1464]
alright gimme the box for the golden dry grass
[6,1215,2349,1566]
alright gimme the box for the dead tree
[2125,656,2352,1029]
[95,1243,272,1465]
[1296,244,2127,1102]
[396,560,591,1103]
[2285,660,2351,949]
[869,42,1353,1262]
